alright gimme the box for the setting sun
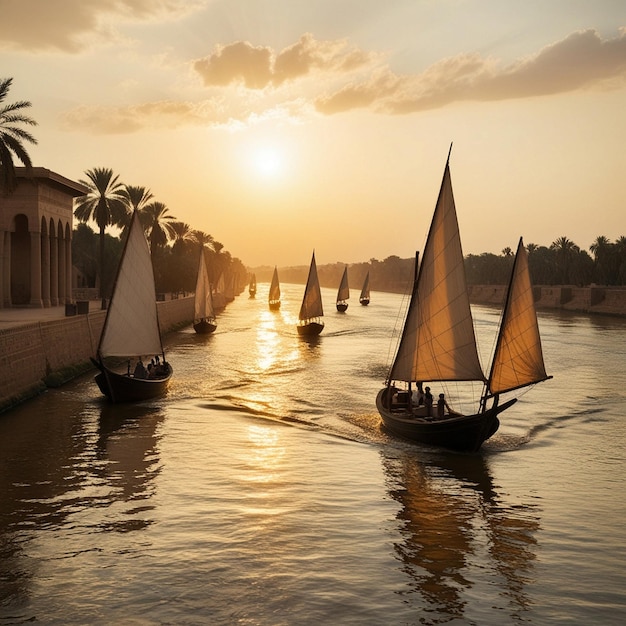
[250,145,285,180]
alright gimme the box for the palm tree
[550,236,579,284]
[119,184,153,236]
[170,222,195,252]
[74,167,127,308]
[192,229,215,251]
[615,236,626,285]
[141,201,176,259]
[589,235,612,285]
[0,77,38,194]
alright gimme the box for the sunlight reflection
[255,311,280,371]
[245,424,285,484]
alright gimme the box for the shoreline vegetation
[248,258,626,318]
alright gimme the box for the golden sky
[2,0,625,267]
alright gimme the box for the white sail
[359,272,370,300]
[269,266,281,302]
[488,238,549,395]
[337,266,350,302]
[194,247,214,321]
[390,161,485,383]
[299,252,324,321]
[98,210,163,358]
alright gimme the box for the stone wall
[469,285,626,317]
[0,296,194,413]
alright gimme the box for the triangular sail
[389,160,485,383]
[216,272,225,294]
[488,238,549,395]
[360,272,370,300]
[337,266,349,302]
[299,252,324,320]
[98,210,163,358]
[269,266,281,302]
[194,247,214,321]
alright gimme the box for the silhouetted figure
[437,393,452,418]
[424,386,433,416]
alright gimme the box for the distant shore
[468,284,626,317]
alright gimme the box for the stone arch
[40,216,51,306]
[10,214,30,305]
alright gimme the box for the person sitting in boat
[437,393,451,418]
[412,385,425,407]
[133,358,147,379]
[424,387,433,416]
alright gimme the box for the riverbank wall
[0,296,194,414]
[469,285,626,316]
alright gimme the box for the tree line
[72,167,246,303]
[254,235,626,295]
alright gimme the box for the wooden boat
[92,209,172,402]
[193,246,217,334]
[359,271,370,305]
[376,146,550,452]
[336,266,349,312]
[297,251,324,336]
[268,266,281,310]
[249,273,257,298]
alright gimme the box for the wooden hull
[359,298,370,306]
[92,359,172,403]
[193,320,217,334]
[375,388,516,452]
[297,321,324,336]
[269,301,281,310]
[336,302,348,312]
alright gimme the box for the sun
[249,145,285,180]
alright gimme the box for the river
[1,283,625,625]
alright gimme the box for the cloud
[316,29,626,114]
[194,42,274,89]
[59,28,626,134]
[193,33,375,89]
[60,99,225,134]
[0,0,204,53]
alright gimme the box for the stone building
[0,167,87,309]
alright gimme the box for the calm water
[1,284,625,625]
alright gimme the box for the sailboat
[193,247,217,334]
[91,209,173,402]
[359,271,370,306]
[336,266,349,312]
[249,273,257,298]
[213,272,226,311]
[376,147,550,452]
[297,251,324,336]
[268,266,281,310]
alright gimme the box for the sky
[2,0,625,268]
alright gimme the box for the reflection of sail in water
[96,404,164,532]
[381,450,540,621]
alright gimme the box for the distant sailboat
[249,273,257,298]
[297,251,324,336]
[213,272,226,311]
[268,266,281,310]
[193,247,217,334]
[359,271,370,306]
[336,266,349,312]
[376,146,551,452]
[91,209,172,402]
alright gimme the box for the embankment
[0,296,194,414]
[469,285,626,317]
